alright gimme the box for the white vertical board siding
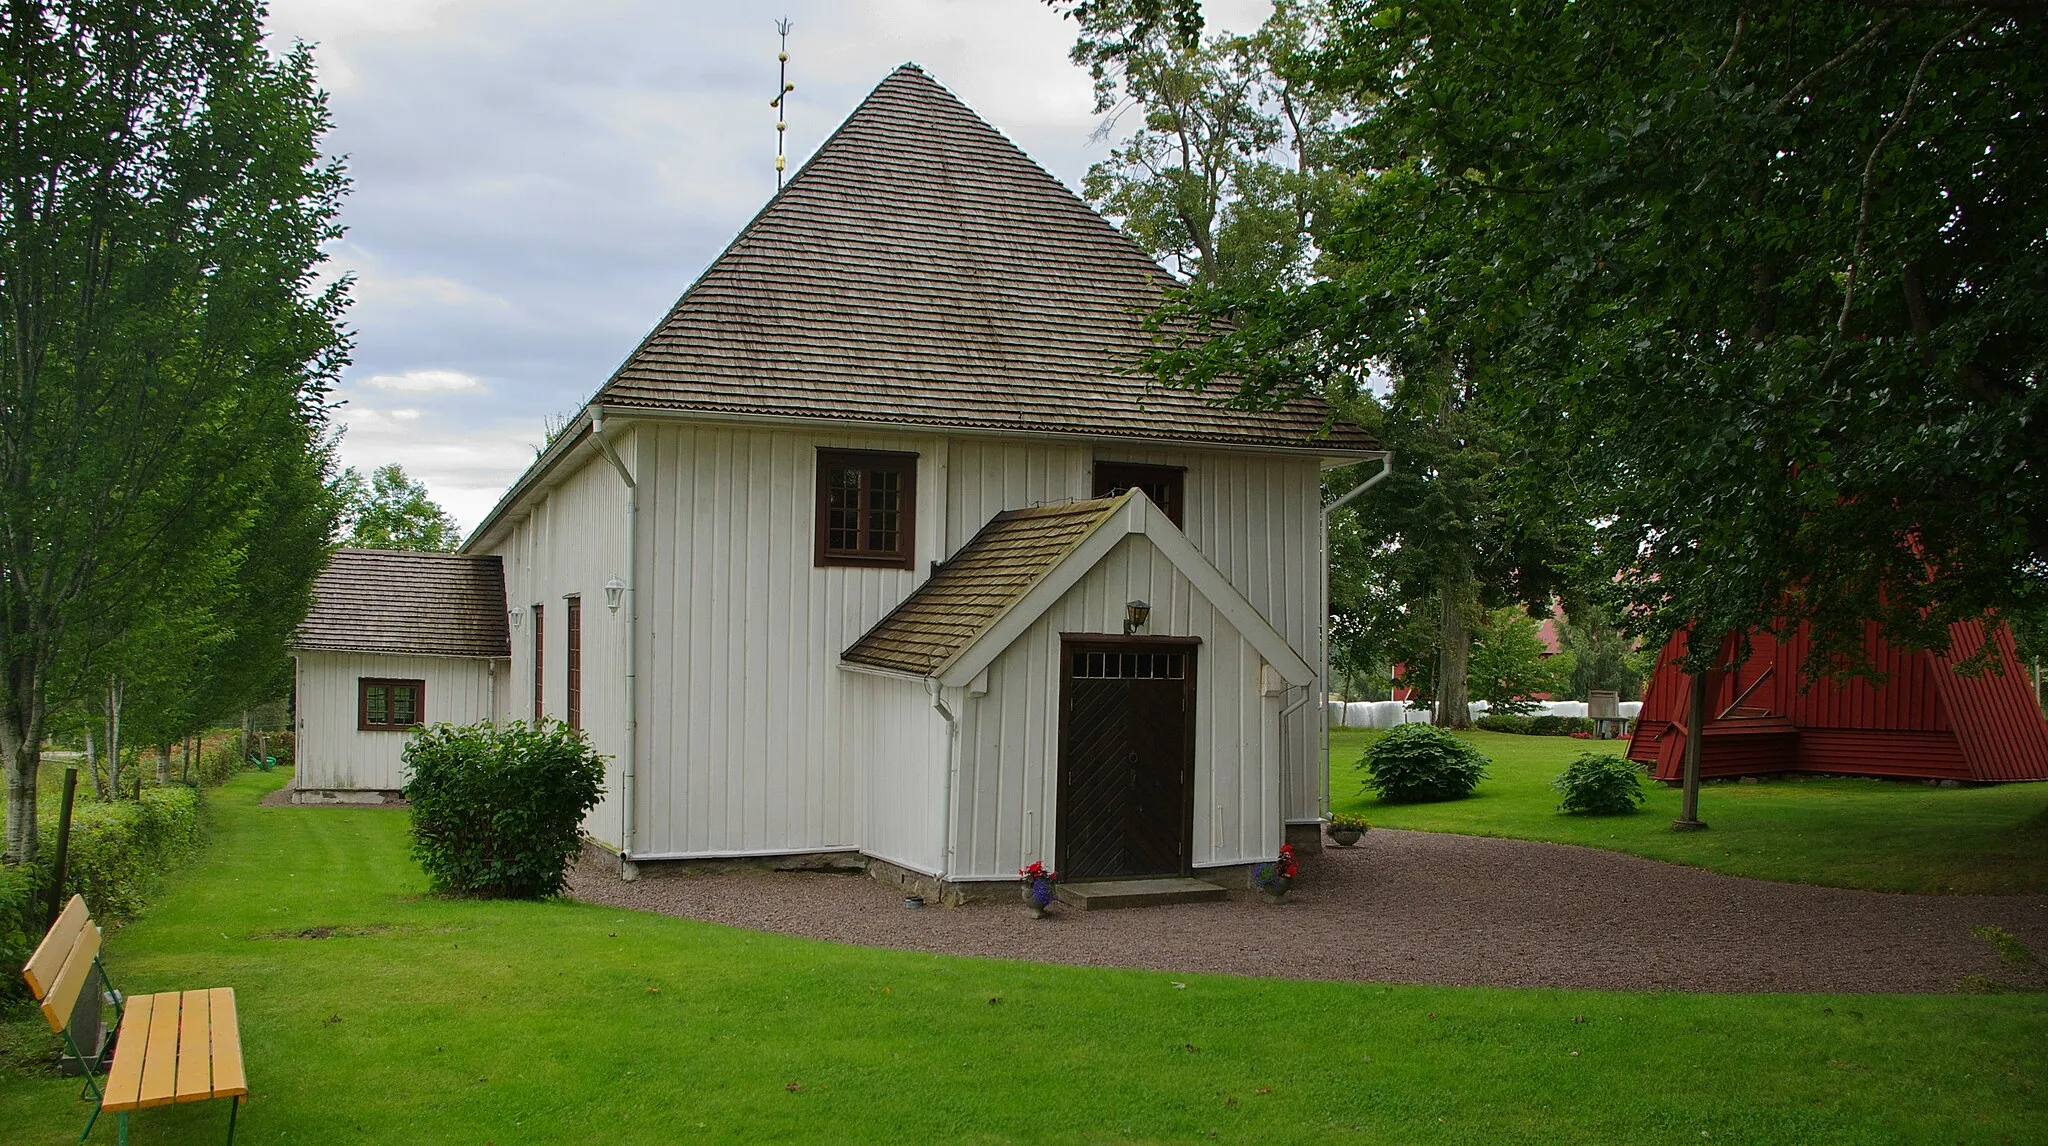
[954,534,1279,880]
[942,439,1088,558]
[292,651,501,791]
[484,444,632,847]
[635,422,945,858]
[841,669,950,874]
[1083,447,1325,822]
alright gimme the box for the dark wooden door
[1057,640,1197,881]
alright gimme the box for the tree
[1,1,349,863]
[1468,607,1565,716]
[1556,604,1651,703]
[1098,2,2043,822]
[1061,0,1581,728]
[335,464,461,552]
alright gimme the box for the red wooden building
[1627,620,2048,783]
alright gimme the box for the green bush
[405,721,606,899]
[1552,752,1648,815]
[57,786,203,918]
[1473,714,1534,734]
[1358,724,1491,803]
[0,861,39,1000]
[1528,714,1565,735]
[1559,716,1596,735]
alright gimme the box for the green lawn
[3,771,2045,1144]
[1329,729,2048,895]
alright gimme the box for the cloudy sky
[263,0,1271,531]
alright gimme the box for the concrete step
[1055,877,1228,910]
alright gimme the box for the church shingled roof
[597,64,1373,453]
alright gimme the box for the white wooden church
[290,65,1381,899]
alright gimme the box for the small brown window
[1094,462,1185,527]
[565,596,582,731]
[359,678,425,731]
[815,449,917,568]
[531,604,545,723]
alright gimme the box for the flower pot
[1328,829,1362,847]
[1022,882,1054,918]
[1260,877,1293,904]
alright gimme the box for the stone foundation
[1283,821,1326,855]
[291,788,405,806]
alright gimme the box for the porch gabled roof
[842,491,1314,688]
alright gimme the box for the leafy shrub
[1358,724,1490,803]
[1552,752,1647,815]
[193,736,252,786]
[0,862,38,1001]
[57,786,203,918]
[405,721,606,898]
[1473,714,1533,734]
[1560,717,1596,735]
[1528,715,1565,735]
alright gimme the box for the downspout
[927,676,959,883]
[590,407,640,879]
[1320,452,1393,819]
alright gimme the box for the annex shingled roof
[843,496,1127,677]
[597,64,1374,454]
[295,549,510,659]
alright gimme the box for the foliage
[1557,604,1652,703]
[334,463,462,552]
[1526,716,1597,737]
[1358,723,1490,803]
[1474,714,1534,735]
[0,862,35,1000]
[1469,607,1567,715]
[1327,812,1370,833]
[9,771,2048,1144]
[1128,3,2045,684]
[404,722,606,899]
[1552,753,1649,816]
[0,0,350,863]
[49,787,202,919]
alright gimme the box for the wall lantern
[604,577,626,615]
[1123,599,1151,636]
[508,606,525,630]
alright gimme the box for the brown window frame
[565,595,583,731]
[531,603,545,723]
[1093,461,1186,528]
[815,449,918,569]
[358,678,426,732]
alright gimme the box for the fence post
[47,766,78,926]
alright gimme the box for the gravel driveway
[565,829,2048,994]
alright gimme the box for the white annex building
[290,66,1383,900]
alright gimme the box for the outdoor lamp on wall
[508,606,524,630]
[1123,599,1151,636]
[604,577,626,615]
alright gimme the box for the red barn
[1627,620,2048,783]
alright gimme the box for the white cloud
[359,369,487,394]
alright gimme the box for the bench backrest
[21,894,101,1034]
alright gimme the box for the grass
[1330,729,2048,895]
[2,771,2046,1144]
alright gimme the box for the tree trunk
[1,731,37,866]
[1435,590,1473,729]
[107,681,124,800]
[1676,663,1709,830]
[156,743,171,787]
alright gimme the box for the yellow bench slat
[174,989,212,1102]
[102,993,154,1113]
[36,923,99,1035]
[207,988,247,1098]
[22,895,87,999]
[138,989,182,1108]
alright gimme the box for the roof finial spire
[770,18,794,192]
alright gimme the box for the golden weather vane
[771,18,793,191]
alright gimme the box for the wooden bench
[22,895,246,1144]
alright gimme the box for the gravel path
[566,829,2048,994]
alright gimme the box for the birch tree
[1,0,349,863]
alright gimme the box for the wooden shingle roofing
[843,497,1127,677]
[597,64,1374,453]
[294,549,510,659]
